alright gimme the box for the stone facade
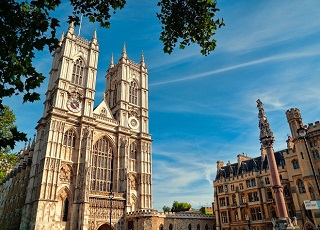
[0,23,152,230]
[126,210,216,230]
[214,107,320,230]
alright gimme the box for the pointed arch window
[91,137,113,192]
[72,58,84,85]
[197,224,200,230]
[205,224,208,230]
[129,81,138,105]
[188,224,192,230]
[169,224,173,230]
[63,129,76,148]
[113,82,118,106]
[62,198,69,221]
[130,143,137,172]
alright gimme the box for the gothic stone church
[0,23,152,230]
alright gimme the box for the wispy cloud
[150,46,320,86]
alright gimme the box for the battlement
[75,35,90,48]
[286,108,301,121]
[307,121,320,134]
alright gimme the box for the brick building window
[292,159,299,169]
[219,197,226,206]
[251,178,256,186]
[221,211,228,223]
[297,179,306,193]
[239,183,244,190]
[246,179,251,188]
[265,177,270,184]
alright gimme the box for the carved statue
[292,216,297,226]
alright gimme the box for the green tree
[0,152,18,181]
[0,106,20,181]
[0,106,27,150]
[171,201,192,212]
[0,0,224,149]
[162,205,170,212]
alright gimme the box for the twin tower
[20,23,152,229]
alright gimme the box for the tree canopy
[171,201,192,212]
[0,106,26,150]
[0,106,20,181]
[0,0,224,149]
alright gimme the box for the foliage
[171,201,192,212]
[0,0,224,149]
[157,0,225,55]
[0,106,27,150]
[162,205,170,212]
[0,152,18,181]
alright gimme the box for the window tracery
[63,129,76,148]
[91,137,113,192]
[129,81,138,105]
[130,142,137,171]
[72,58,84,85]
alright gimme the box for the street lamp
[297,125,320,197]
[109,190,114,230]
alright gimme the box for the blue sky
[6,0,320,211]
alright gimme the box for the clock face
[67,98,82,113]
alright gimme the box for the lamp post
[297,126,320,197]
[109,190,114,230]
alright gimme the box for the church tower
[20,24,152,230]
[105,44,152,211]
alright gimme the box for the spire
[91,28,98,46]
[58,32,65,46]
[257,99,274,147]
[140,51,145,67]
[67,22,74,36]
[121,42,127,59]
[31,134,36,149]
[109,53,114,68]
[27,138,31,150]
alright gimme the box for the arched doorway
[97,223,113,230]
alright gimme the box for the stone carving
[257,99,274,147]
[292,217,297,226]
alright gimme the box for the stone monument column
[257,99,299,230]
